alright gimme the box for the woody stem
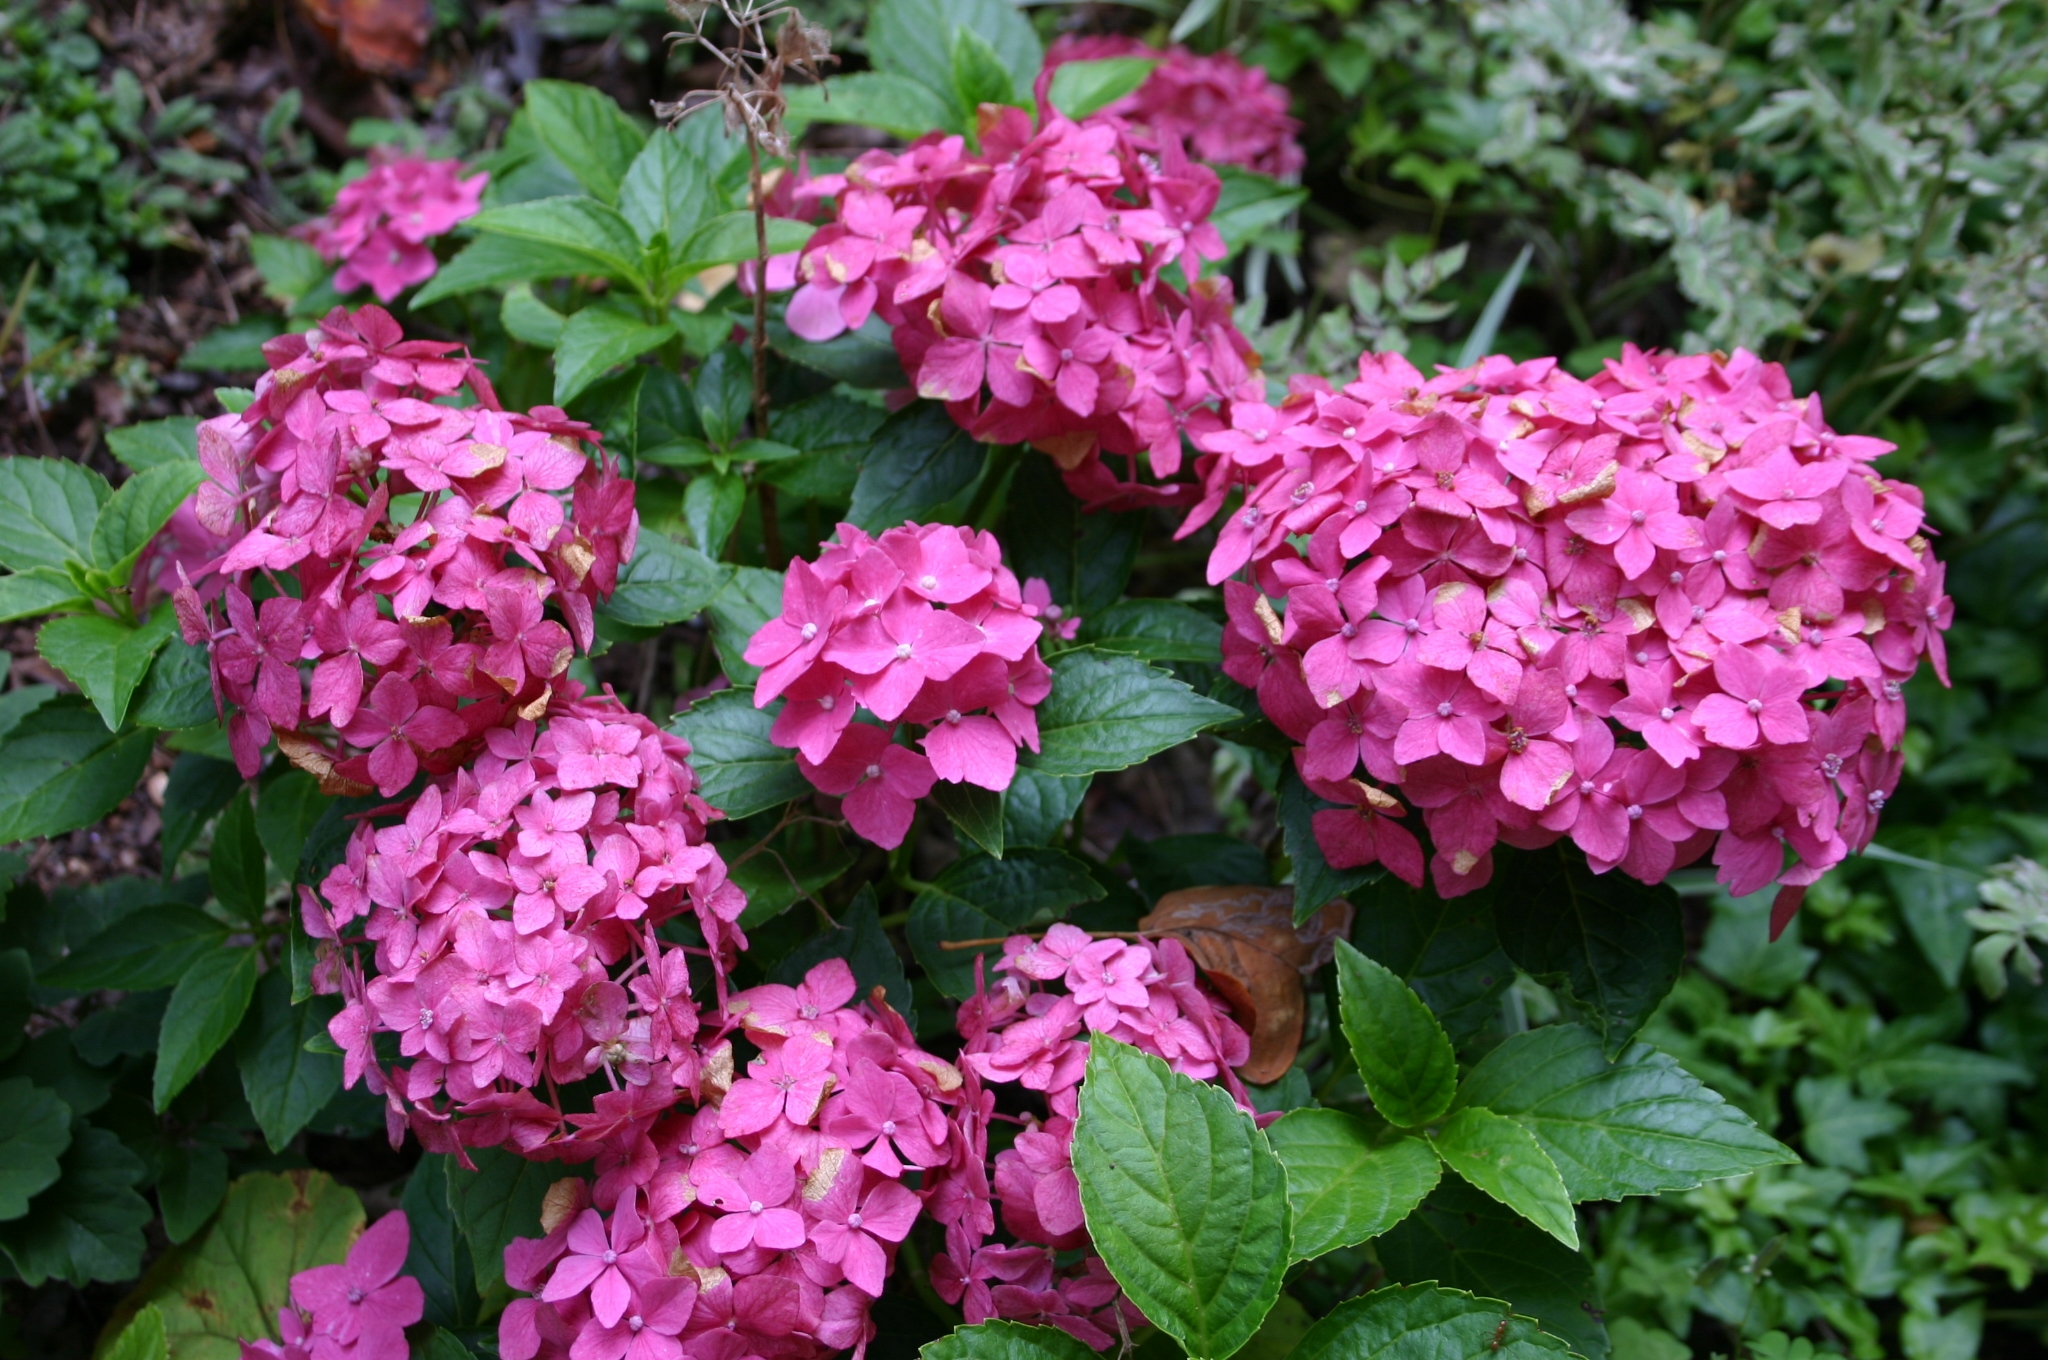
[746,126,784,569]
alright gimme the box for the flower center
[864,763,882,780]
[849,1211,865,1228]
[1343,426,1357,439]
[348,1287,366,1305]
[819,695,835,711]
[882,1120,897,1135]
[800,622,817,640]
[1746,698,1763,714]
[749,1200,764,1214]
[1436,701,1455,718]
[602,1250,617,1264]
[921,574,938,591]
[894,642,914,660]
[1659,706,1675,720]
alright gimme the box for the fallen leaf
[1138,885,1353,1085]
[297,0,428,75]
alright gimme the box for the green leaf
[523,80,648,205]
[132,636,217,729]
[1047,57,1158,119]
[869,0,1043,119]
[920,1321,1102,1360]
[1267,1109,1439,1261]
[669,689,809,819]
[785,74,957,141]
[1456,243,1535,369]
[930,780,1005,858]
[673,211,817,277]
[1209,167,1309,254]
[908,848,1105,998]
[694,345,752,449]
[1347,875,1512,1048]
[733,817,856,927]
[554,307,675,406]
[1002,768,1088,848]
[1793,1074,1908,1173]
[403,1154,480,1330]
[159,756,240,871]
[1454,1025,1796,1202]
[41,904,230,990]
[1428,1108,1578,1249]
[1334,939,1458,1128]
[448,198,646,291]
[1291,1284,1576,1360]
[105,417,200,472]
[1375,1178,1608,1360]
[603,530,732,630]
[154,944,259,1111]
[704,566,786,684]
[1277,764,1383,924]
[685,471,746,556]
[0,567,89,621]
[237,968,342,1153]
[0,1125,151,1286]
[1073,1038,1290,1359]
[209,787,267,922]
[74,989,170,1065]
[849,403,987,533]
[1123,832,1267,902]
[619,128,715,249]
[1027,650,1239,779]
[448,1147,554,1297]
[501,285,567,349]
[1079,599,1223,664]
[0,455,109,573]
[131,1170,365,1359]
[0,1077,71,1219]
[414,233,622,307]
[0,950,28,1061]
[0,698,159,842]
[91,460,208,584]
[255,770,329,885]
[1002,456,1144,617]
[36,611,175,730]
[182,319,283,372]
[769,888,914,1023]
[105,1305,169,1360]
[157,1142,230,1244]
[951,26,1018,113]
[768,314,908,388]
[1495,847,1685,1056]
[249,235,329,309]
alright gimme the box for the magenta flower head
[286,1210,424,1360]
[309,152,488,303]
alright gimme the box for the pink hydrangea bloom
[1045,35,1305,179]
[241,1211,423,1360]
[308,153,488,303]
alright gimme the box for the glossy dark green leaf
[155,945,259,1111]
[685,471,746,556]
[769,889,914,1024]
[209,787,266,922]
[1073,1038,1290,1359]
[1123,832,1268,903]
[784,73,956,141]
[159,753,241,870]
[1024,651,1238,779]
[1495,846,1684,1056]
[1428,1108,1578,1249]
[1335,940,1458,1128]
[255,771,328,886]
[553,307,674,406]
[694,344,752,449]
[704,565,785,684]
[0,1126,151,1286]
[403,1154,480,1330]
[1267,1109,1439,1261]
[42,905,230,991]
[1001,768,1088,848]
[0,1077,70,1220]
[522,79,648,205]
[908,848,1105,998]
[669,689,809,819]
[919,1320,1102,1360]
[768,315,908,389]
[602,530,732,629]
[930,780,1005,858]
[1291,1283,1576,1360]
[1277,764,1384,923]
[157,1142,229,1244]
[1001,456,1143,616]
[448,1147,556,1296]
[731,817,855,928]
[132,636,216,729]
[1078,599,1223,663]
[1349,874,1513,1048]
[0,697,158,843]
[848,403,986,532]
[237,969,342,1153]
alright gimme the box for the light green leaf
[433,197,647,297]
[0,455,109,573]
[157,1142,230,1244]
[684,471,745,556]
[1047,57,1157,119]
[0,1126,151,1286]
[1291,1284,1576,1360]
[130,1170,365,1359]
[869,0,1042,117]
[41,904,232,991]
[105,417,200,472]
[602,530,732,629]
[413,233,626,307]
[848,402,987,532]
[36,610,176,731]
[619,128,714,248]
[105,1305,169,1360]
[951,26,1018,113]
[554,307,674,406]
[501,285,567,349]
[0,697,159,842]
[523,80,648,205]
[1794,1074,1908,1173]
[704,565,785,684]
[0,1077,71,1220]
[1024,650,1238,778]
[0,567,88,622]
[1495,845,1684,1056]
[1429,1107,1578,1249]
[1073,1038,1290,1359]
[1209,167,1308,253]
[1454,1025,1796,1202]
[132,636,216,729]
[154,944,259,1110]
[908,848,1105,998]
[669,688,808,819]
[237,968,343,1153]
[673,212,817,278]
[920,1321,1102,1360]
[1335,939,1458,1128]
[929,780,1005,859]
[1267,1109,1440,1261]
[785,73,957,140]
[1078,599,1223,663]
[448,1147,554,1297]
[249,236,329,309]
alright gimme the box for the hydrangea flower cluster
[493,959,971,1360]
[926,926,1256,1347]
[307,153,488,303]
[1197,346,1950,916]
[174,304,637,789]
[1044,35,1305,180]
[772,83,1263,511]
[741,523,1057,850]
[240,1211,424,1360]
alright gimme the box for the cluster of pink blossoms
[1044,35,1305,180]
[926,928,1256,1346]
[1193,346,1950,915]
[240,1212,424,1360]
[741,523,1060,850]
[771,83,1263,512]
[175,304,636,789]
[306,152,488,303]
